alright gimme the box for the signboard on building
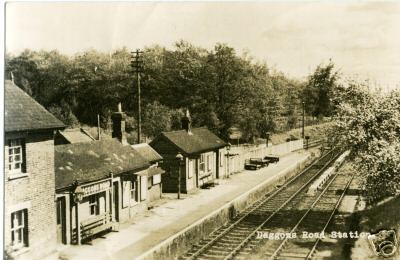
[82,180,110,196]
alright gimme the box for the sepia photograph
[2,1,400,259]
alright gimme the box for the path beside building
[59,149,312,260]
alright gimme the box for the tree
[142,101,173,138]
[304,61,339,118]
[331,81,400,203]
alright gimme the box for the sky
[5,1,400,89]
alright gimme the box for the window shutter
[21,139,27,173]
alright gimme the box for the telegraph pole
[302,101,305,139]
[131,49,144,144]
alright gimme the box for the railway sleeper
[220,238,245,244]
[206,248,232,255]
[198,253,225,259]
[279,252,309,258]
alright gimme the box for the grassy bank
[270,122,332,145]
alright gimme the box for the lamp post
[226,143,231,178]
[302,101,305,139]
[266,132,270,148]
[176,153,184,199]
[73,180,84,245]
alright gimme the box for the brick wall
[4,131,58,260]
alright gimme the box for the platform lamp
[73,180,84,203]
[226,143,231,178]
[266,132,271,148]
[176,152,184,199]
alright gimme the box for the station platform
[59,149,313,260]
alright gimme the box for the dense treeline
[5,41,336,141]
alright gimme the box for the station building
[4,80,65,259]
[150,111,228,193]
[54,139,151,244]
[54,105,165,245]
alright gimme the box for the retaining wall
[136,152,314,260]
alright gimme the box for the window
[219,152,223,167]
[88,194,99,216]
[11,209,28,249]
[147,177,153,189]
[199,154,205,172]
[8,139,25,174]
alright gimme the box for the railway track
[257,168,353,260]
[180,149,344,260]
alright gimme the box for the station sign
[82,181,110,196]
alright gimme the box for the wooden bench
[249,158,269,167]
[264,155,280,164]
[80,212,113,242]
[244,160,261,170]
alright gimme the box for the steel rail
[187,150,336,260]
[305,174,355,259]
[221,150,339,260]
[268,161,353,260]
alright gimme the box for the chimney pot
[112,103,127,145]
[181,109,192,134]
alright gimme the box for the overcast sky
[5,1,400,89]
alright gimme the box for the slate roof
[55,139,150,190]
[151,127,227,155]
[57,128,95,144]
[5,80,65,132]
[131,143,163,163]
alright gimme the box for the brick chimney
[112,102,128,145]
[181,109,192,134]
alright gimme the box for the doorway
[113,182,119,222]
[56,197,66,244]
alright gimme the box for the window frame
[10,209,28,250]
[88,194,99,216]
[8,139,25,175]
[199,154,205,172]
[130,179,138,202]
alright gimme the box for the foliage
[5,43,332,141]
[48,103,79,128]
[142,101,174,138]
[303,61,339,118]
[331,81,400,203]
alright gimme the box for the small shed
[150,123,227,193]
